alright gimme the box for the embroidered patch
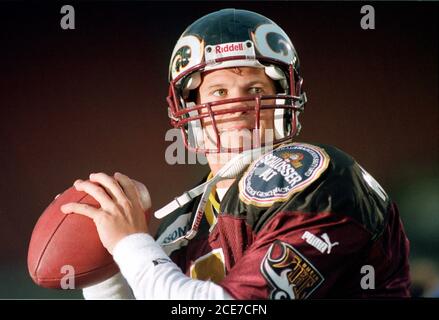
[239,143,330,207]
[260,240,324,300]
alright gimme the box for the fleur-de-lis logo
[173,46,191,73]
[169,35,202,80]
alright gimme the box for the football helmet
[167,8,307,153]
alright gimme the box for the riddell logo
[215,43,244,54]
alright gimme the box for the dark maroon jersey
[155,142,411,299]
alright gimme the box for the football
[27,183,119,289]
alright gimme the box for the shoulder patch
[239,143,330,207]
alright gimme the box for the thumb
[132,179,152,212]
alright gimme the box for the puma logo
[302,231,339,254]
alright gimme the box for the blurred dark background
[0,2,437,298]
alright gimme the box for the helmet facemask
[167,57,306,153]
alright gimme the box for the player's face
[197,67,276,152]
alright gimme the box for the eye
[212,88,227,97]
[248,87,264,95]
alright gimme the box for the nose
[219,102,251,119]
[219,89,255,115]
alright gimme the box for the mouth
[204,111,273,133]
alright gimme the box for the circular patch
[239,143,330,207]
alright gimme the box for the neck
[207,153,238,189]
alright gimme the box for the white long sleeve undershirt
[83,183,233,300]
[83,233,234,300]
[82,272,135,300]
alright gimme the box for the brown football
[27,184,119,289]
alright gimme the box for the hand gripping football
[27,184,119,289]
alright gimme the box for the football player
[62,8,411,299]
